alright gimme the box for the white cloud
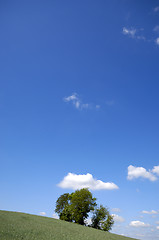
[84,218,92,226]
[52,213,59,219]
[129,220,150,228]
[39,212,46,216]
[123,27,136,38]
[63,93,90,110]
[154,6,159,12]
[156,226,159,230]
[127,165,157,181]
[112,214,125,223]
[64,94,78,102]
[123,27,145,41]
[155,38,159,45]
[58,173,119,190]
[141,210,158,215]
[64,93,80,109]
[152,165,159,175]
[112,208,121,213]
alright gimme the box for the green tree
[55,193,72,221]
[59,204,73,222]
[55,189,96,225]
[101,214,114,232]
[91,205,114,232]
[55,189,114,231]
[70,188,96,225]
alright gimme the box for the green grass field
[0,210,137,240]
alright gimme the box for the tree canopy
[91,205,114,231]
[55,188,114,232]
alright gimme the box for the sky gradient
[0,1,159,239]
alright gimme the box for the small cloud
[52,213,59,219]
[64,94,78,102]
[81,103,90,109]
[63,93,80,109]
[39,212,46,216]
[112,214,125,223]
[155,38,159,45]
[127,165,157,181]
[85,218,92,226]
[75,100,80,109]
[58,173,119,191]
[129,220,150,228]
[123,27,136,38]
[154,6,159,12]
[96,105,100,109]
[123,27,145,41]
[152,165,159,175]
[106,100,115,106]
[112,208,121,213]
[63,93,90,110]
[156,226,159,230]
[141,210,158,215]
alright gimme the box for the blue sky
[0,0,159,239]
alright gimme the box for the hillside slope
[0,210,137,240]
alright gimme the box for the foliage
[101,214,114,232]
[91,205,109,229]
[91,205,114,231]
[55,189,114,231]
[55,188,96,225]
[55,193,72,221]
[70,188,97,225]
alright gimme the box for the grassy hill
[0,210,137,240]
